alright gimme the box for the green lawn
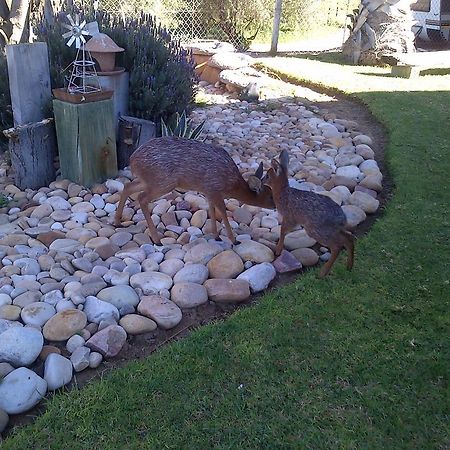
[2,58,450,449]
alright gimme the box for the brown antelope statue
[114,136,274,244]
[263,150,355,277]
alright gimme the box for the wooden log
[3,118,56,190]
[117,115,155,169]
[6,43,52,126]
[53,98,117,187]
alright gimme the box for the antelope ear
[255,162,264,179]
[280,150,289,171]
[271,159,282,175]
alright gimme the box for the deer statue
[114,136,274,244]
[263,150,355,277]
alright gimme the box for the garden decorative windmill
[62,13,102,94]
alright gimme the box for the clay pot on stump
[85,33,124,73]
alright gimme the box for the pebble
[96,285,140,310]
[66,334,86,353]
[173,264,209,284]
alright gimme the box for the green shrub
[34,11,197,124]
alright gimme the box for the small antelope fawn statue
[263,150,355,277]
[114,136,274,244]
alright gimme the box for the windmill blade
[62,31,74,39]
[67,35,76,47]
[62,23,73,30]
[75,14,80,26]
[85,21,99,36]
[79,20,86,29]
[80,35,86,45]
[75,37,81,49]
[67,14,75,26]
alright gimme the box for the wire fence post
[270,0,283,55]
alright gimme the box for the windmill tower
[62,13,101,94]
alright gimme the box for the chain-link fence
[90,0,357,50]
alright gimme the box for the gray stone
[137,295,182,330]
[86,325,127,358]
[70,346,90,372]
[130,272,173,295]
[184,242,223,265]
[66,334,86,353]
[83,296,120,324]
[237,263,276,292]
[234,241,274,263]
[171,282,208,308]
[0,326,43,366]
[173,264,209,284]
[44,353,73,390]
[97,285,140,310]
[0,368,47,414]
[119,314,157,335]
[21,302,56,327]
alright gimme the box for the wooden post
[53,98,118,187]
[117,115,155,169]
[3,118,56,190]
[6,42,52,126]
[270,0,283,55]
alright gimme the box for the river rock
[184,242,223,265]
[119,314,157,335]
[44,353,73,390]
[348,191,379,214]
[173,264,209,284]
[171,282,208,308]
[21,302,56,327]
[207,250,244,278]
[237,263,276,292]
[130,272,173,295]
[83,296,120,324]
[272,250,303,273]
[0,368,47,414]
[43,310,87,341]
[234,241,274,263]
[291,248,319,266]
[283,230,317,251]
[96,285,140,310]
[70,345,90,372]
[86,325,127,358]
[0,326,43,366]
[204,279,250,303]
[137,295,182,330]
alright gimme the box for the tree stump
[3,118,56,190]
[117,116,155,169]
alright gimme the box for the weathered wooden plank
[117,115,155,169]
[3,118,56,190]
[6,43,52,126]
[53,98,118,187]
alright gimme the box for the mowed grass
[2,58,450,449]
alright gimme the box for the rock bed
[0,82,383,432]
